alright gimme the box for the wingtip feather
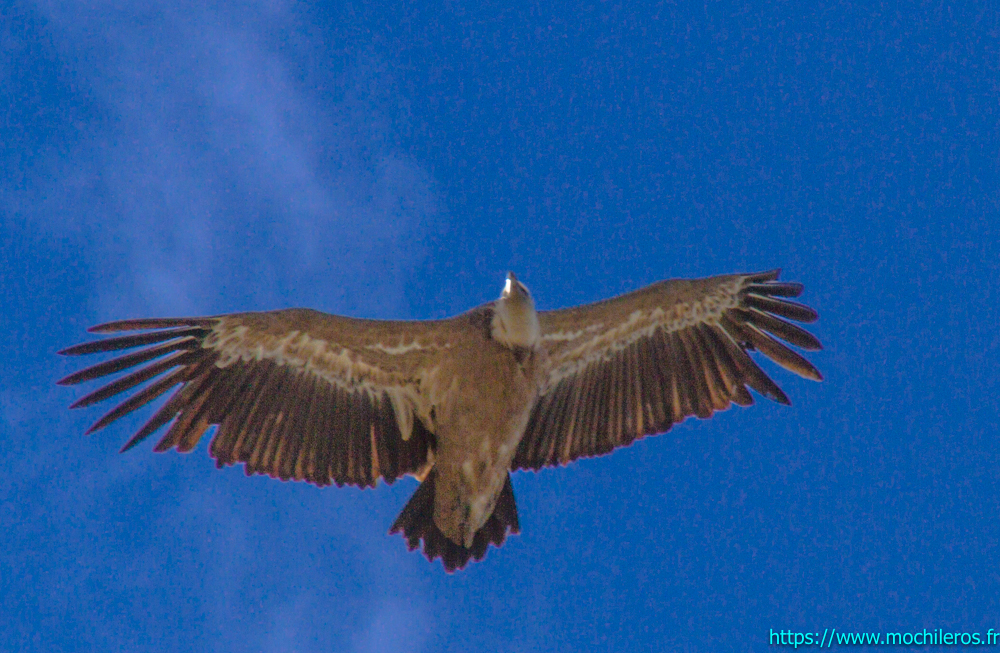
[87,317,215,334]
[84,420,107,436]
[746,269,781,283]
[119,437,142,453]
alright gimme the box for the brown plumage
[59,269,822,571]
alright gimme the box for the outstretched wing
[513,270,822,470]
[59,308,451,488]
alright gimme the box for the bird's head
[492,271,540,348]
[501,271,532,302]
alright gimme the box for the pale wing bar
[58,315,432,488]
[513,270,822,470]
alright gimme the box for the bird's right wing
[59,308,460,488]
[513,270,823,470]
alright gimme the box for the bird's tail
[389,469,520,572]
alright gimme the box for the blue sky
[3,1,998,651]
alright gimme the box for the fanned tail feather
[390,470,520,572]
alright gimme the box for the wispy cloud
[7,2,441,649]
[25,0,441,318]
[351,598,433,653]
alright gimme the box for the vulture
[60,270,822,571]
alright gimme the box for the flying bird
[59,270,822,571]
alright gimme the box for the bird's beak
[503,271,520,298]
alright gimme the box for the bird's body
[425,319,544,547]
[392,281,549,548]
[60,270,822,571]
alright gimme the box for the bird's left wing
[59,308,451,488]
[513,270,822,470]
